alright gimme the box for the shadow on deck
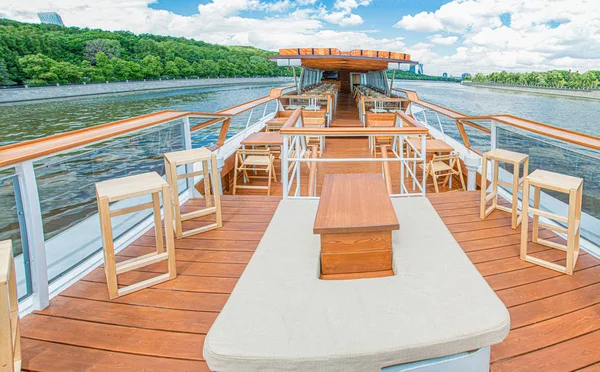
[19,192,600,372]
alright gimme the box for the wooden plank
[491,304,600,363]
[21,339,209,372]
[119,246,253,264]
[20,315,206,361]
[491,329,600,372]
[129,235,259,251]
[508,283,600,329]
[35,296,217,334]
[321,250,392,275]
[496,265,600,308]
[61,281,229,312]
[83,269,238,294]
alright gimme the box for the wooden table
[314,174,399,279]
[241,132,284,146]
[407,139,453,153]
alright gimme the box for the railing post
[182,116,202,198]
[464,155,481,191]
[421,135,427,196]
[282,135,289,200]
[490,121,497,150]
[15,162,49,310]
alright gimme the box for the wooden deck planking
[18,191,600,371]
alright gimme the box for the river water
[0,81,598,262]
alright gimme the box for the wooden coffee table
[314,174,399,279]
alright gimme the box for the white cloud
[394,0,600,76]
[0,0,401,53]
[428,34,458,45]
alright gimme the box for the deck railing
[392,87,600,254]
[0,85,294,314]
[280,109,429,198]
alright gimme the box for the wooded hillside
[0,19,293,85]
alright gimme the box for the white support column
[282,136,289,200]
[421,135,427,196]
[464,155,481,191]
[182,116,202,198]
[15,161,49,310]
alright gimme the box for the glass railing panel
[495,124,600,245]
[33,118,187,283]
[0,173,32,300]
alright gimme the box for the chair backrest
[236,148,271,156]
[431,153,461,168]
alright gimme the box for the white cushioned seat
[204,197,510,372]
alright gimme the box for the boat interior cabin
[0,47,599,372]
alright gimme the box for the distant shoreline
[461,81,600,100]
[0,77,293,104]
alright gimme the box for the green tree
[141,55,162,78]
[84,39,122,63]
[50,61,83,83]
[163,61,180,78]
[174,57,194,77]
[19,54,57,81]
[95,52,114,80]
[0,60,15,85]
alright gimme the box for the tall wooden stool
[164,147,222,239]
[520,169,583,275]
[0,241,21,372]
[480,149,529,229]
[95,172,176,300]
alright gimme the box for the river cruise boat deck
[1,48,599,372]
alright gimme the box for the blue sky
[4,0,599,75]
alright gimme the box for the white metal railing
[280,113,428,199]
[0,99,279,316]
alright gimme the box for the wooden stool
[480,149,529,229]
[95,172,176,300]
[520,169,583,275]
[0,240,21,372]
[164,147,222,239]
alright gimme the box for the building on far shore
[409,63,425,75]
[462,73,471,80]
[442,72,448,78]
[38,12,64,26]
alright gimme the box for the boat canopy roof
[269,48,418,72]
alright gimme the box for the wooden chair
[233,148,277,195]
[303,116,326,155]
[95,172,176,299]
[420,153,466,193]
[164,147,222,239]
[520,169,583,275]
[0,240,20,372]
[480,149,529,229]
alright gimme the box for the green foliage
[388,70,460,82]
[0,19,291,85]
[466,69,599,89]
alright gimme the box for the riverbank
[0,77,293,104]
[461,81,600,100]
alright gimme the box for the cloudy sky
[2,0,599,76]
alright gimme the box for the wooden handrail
[395,111,425,128]
[0,85,293,169]
[281,126,429,135]
[393,87,600,152]
[280,109,303,130]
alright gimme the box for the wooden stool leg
[480,154,488,219]
[98,197,118,299]
[492,159,499,210]
[511,162,520,229]
[532,186,541,243]
[169,162,183,239]
[152,191,165,253]
[162,185,177,280]
[520,179,531,261]
[566,188,577,275]
[233,153,240,195]
[203,160,212,208]
[211,155,223,228]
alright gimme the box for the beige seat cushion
[242,155,271,166]
[204,198,510,372]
